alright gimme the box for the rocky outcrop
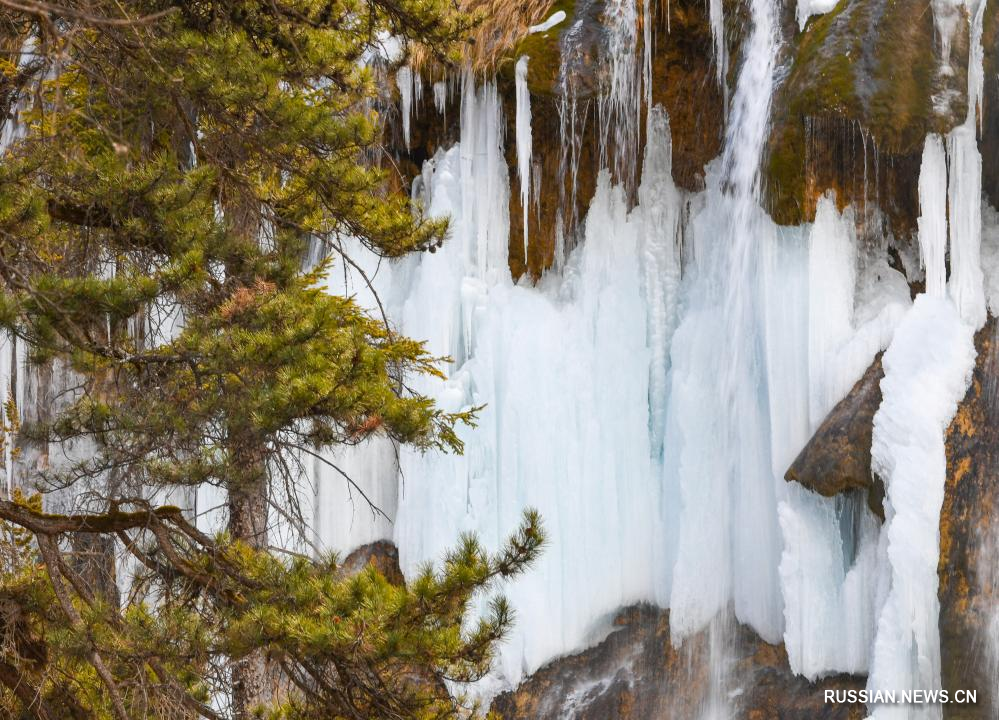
[490,605,866,719]
[785,354,886,519]
[765,0,968,231]
[939,316,999,718]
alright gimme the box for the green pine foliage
[0,496,543,719]
[0,2,543,718]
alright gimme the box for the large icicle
[515,56,533,262]
[775,195,910,681]
[637,105,682,457]
[918,135,949,297]
[866,296,975,718]
[945,0,987,329]
[397,66,414,150]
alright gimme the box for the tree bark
[228,462,269,720]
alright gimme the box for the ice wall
[311,0,994,699]
[314,83,683,689]
[392,129,674,688]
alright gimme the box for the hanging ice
[945,0,987,330]
[775,196,910,682]
[397,66,416,150]
[918,135,948,297]
[599,0,642,186]
[433,80,447,114]
[636,105,682,456]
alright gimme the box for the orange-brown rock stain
[939,316,999,718]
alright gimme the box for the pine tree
[0,2,543,718]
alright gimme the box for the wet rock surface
[764,0,967,230]
[490,604,866,720]
[981,0,999,211]
[940,316,999,718]
[785,353,886,519]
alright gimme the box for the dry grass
[411,0,559,72]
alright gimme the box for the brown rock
[337,540,405,585]
[981,0,999,211]
[939,316,999,718]
[785,353,886,519]
[490,605,866,719]
[764,0,968,232]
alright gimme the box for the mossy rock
[765,0,968,226]
[503,0,579,95]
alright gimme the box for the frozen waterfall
[312,0,993,707]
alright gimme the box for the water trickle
[515,56,533,263]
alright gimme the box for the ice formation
[866,296,975,718]
[397,65,422,150]
[328,0,993,699]
[528,10,567,34]
[599,0,642,185]
[918,135,948,298]
[667,0,784,646]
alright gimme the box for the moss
[763,0,964,225]
[764,122,807,225]
[499,0,576,94]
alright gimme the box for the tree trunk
[228,464,269,720]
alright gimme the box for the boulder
[336,540,405,585]
[785,353,886,519]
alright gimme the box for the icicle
[599,0,642,187]
[515,56,533,263]
[637,105,681,456]
[642,0,654,113]
[433,80,447,114]
[918,135,948,297]
[945,0,987,329]
[458,72,510,279]
[397,66,413,149]
[709,0,726,85]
